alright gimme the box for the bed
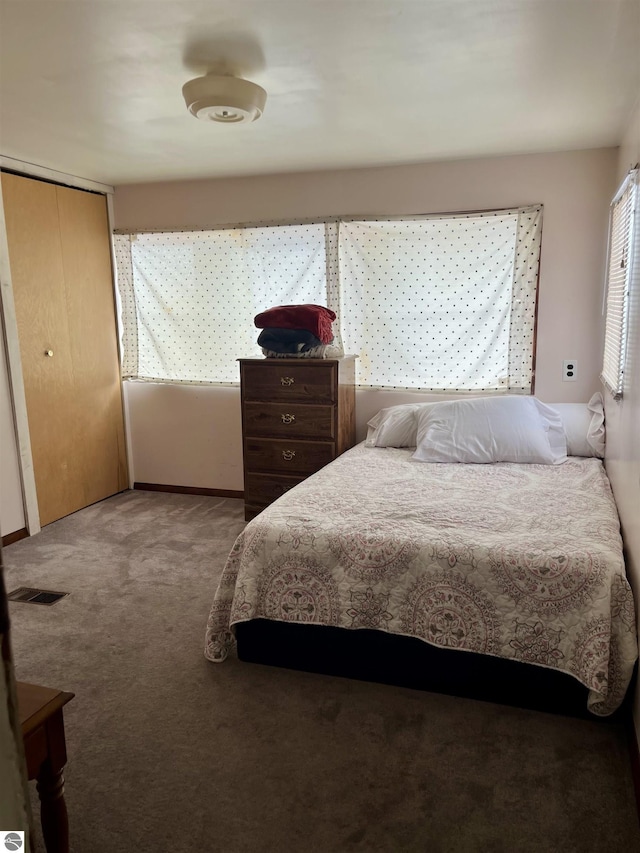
[205,398,638,718]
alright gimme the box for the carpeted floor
[3,490,639,853]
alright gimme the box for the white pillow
[412,396,567,465]
[548,393,605,458]
[365,403,429,447]
[587,392,606,456]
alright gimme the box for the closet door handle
[280,376,295,386]
[281,413,296,424]
[282,450,296,461]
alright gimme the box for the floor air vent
[7,587,69,605]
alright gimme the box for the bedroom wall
[115,147,617,491]
[0,332,24,536]
[604,97,640,741]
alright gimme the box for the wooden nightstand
[239,357,357,520]
[18,681,74,853]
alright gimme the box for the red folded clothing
[254,304,336,344]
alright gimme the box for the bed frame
[236,619,632,721]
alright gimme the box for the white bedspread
[205,444,637,715]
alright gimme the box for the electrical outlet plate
[563,359,577,381]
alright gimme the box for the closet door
[55,184,127,510]
[1,172,127,526]
[2,173,80,524]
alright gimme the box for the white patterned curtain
[338,206,542,391]
[114,224,327,384]
[114,205,541,389]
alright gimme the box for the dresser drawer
[241,362,336,403]
[244,472,306,507]
[244,438,335,475]
[243,402,335,439]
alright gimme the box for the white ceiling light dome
[182,74,267,124]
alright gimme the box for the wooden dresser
[239,357,357,520]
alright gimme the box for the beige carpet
[3,490,639,853]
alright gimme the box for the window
[114,224,327,384]
[601,169,639,400]
[114,204,542,391]
[338,207,542,391]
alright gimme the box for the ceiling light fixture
[182,74,267,124]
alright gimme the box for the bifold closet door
[55,184,127,511]
[2,172,127,526]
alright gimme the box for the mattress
[205,443,637,715]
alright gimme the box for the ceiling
[0,0,638,186]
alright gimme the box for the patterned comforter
[205,444,638,715]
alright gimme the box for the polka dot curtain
[114,225,328,384]
[338,206,542,391]
[114,205,541,390]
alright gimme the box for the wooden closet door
[2,173,81,525]
[1,172,127,526]
[55,185,127,509]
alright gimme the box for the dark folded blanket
[257,327,326,353]
[254,304,336,343]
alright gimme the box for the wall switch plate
[563,359,577,381]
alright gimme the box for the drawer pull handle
[282,450,296,461]
[280,376,295,386]
[281,413,296,424]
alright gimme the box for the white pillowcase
[412,396,567,465]
[365,403,429,447]
[366,394,604,457]
[548,393,605,458]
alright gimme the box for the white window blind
[601,169,639,400]
[338,206,542,391]
[114,205,542,390]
